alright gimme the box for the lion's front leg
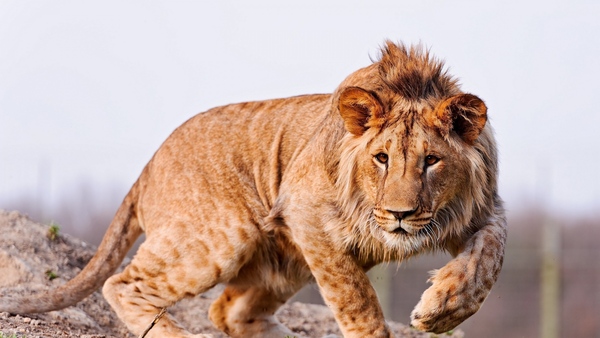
[410,216,507,333]
[294,230,392,338]
[310,253,392,337]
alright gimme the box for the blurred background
[1,1,599,337]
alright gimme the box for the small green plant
[47,222,60,241]
[45,269,58,280]
[0,332,22,338]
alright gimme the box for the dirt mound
[0,210,463,337]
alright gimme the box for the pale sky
[1,1,599,218]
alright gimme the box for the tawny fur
[0,41,506,337]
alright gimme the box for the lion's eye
[425,155,440,166]
[375,153,389,164]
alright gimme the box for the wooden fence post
[540,216,560,338]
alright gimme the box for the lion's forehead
[376,121,432,154]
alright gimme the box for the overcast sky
[1,1,599,219]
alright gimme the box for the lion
[0,41,506,337]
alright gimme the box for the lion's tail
[0,180,144,314]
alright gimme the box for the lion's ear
[338,87,384,136]
[431,94,487,145]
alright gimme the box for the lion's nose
[389,208,417,221]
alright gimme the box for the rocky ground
[0,210,462,337]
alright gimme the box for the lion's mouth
[392,226,409,235]
[386,217,433,236]
[369,216,441,248]
[372,210,436,237]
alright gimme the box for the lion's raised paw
[409,279,476,334]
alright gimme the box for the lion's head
[333,42,497,259]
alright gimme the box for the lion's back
[136,94,331,232]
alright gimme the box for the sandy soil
[0,210,463,337]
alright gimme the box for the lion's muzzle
[377,208,433,235]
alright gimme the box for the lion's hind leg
[208,284,301,338]
[103,233,231,338]
[103,269,212,338]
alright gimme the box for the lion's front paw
[410,271,484,333]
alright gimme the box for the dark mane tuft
[377,41,458,100]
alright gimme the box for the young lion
[0,41,506,337]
